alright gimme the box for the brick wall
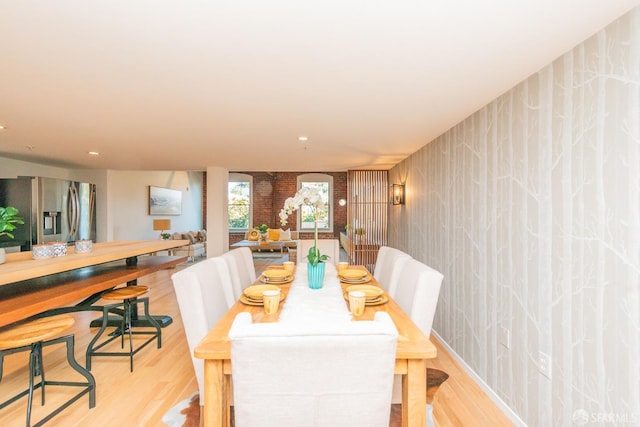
[228,171,348,245]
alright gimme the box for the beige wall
[108,170,204,241]
[0,158,204,243]
[389,7,639,426]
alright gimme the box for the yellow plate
[262,269,291,279]
[260,275,294,284]
[240,292,286,306]
[345,284,383,299]
[340,269,368,279]
[343,292,389,306]
[244,284,280,299]
[340,274,372,284]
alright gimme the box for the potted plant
[0,206,25,264]
[254,223,269,244]
[160,232,171,240]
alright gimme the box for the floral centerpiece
[279,187,329,288]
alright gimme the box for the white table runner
[278,263,352,324]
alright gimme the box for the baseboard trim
[431,331,527,427]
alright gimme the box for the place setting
[337,265,373,285]
[343,284,388,306]
[259,265,295,284]
[240,284,286,307]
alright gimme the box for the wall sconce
[392,184,405,205]
[153,219,172,239]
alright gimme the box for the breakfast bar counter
[0,240,189,328]
[0,240,189,286]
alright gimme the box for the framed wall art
[149,186,182,215]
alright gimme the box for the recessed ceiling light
[88,151,100,156]
[0,125,6,130]
[298,136,308,142]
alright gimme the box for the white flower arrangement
[279,187,329,266]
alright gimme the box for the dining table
[194,262,437,427]
[0,240,189,329]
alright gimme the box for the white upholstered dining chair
[220,247,257,300]
[389,258,444,420]
[297,238,340,266]
[171,257,236,405]
[373,246,412,297]
[229,312,398,427]
[392,258,444,338]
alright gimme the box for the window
[228,173,252,230]
[297,173,333,232]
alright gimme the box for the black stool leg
[63,335,96,409]
[125,299,134,372]
[86,305,114,370]
[35,342,45,406]
[26,343,38,427]
[121,300,129,350]
[141,298,162,348]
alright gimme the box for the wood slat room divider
[346,170,388,271]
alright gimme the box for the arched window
[296,173,333,233]
[228,173,253,231]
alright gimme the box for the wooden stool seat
[0,315,95,426]
[0,316,75,350]
[101,285,149,301]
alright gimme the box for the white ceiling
[1,1,638,172]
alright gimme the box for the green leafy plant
[306,245,329,266]
[0,206,25,239]
[160,232,171,240]
[254,224,268,234]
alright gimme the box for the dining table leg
[203,359,227,427]
[403,358,427,427]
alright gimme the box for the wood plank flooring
[0,255,514,426]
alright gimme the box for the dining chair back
[220,247,257,300]
[373,246,412,297]
[171,257,236,405]
[390,258,444,408]
[297,238,340,266]
[229,312,398,427]
[393,258,444,338]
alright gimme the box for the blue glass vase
[307,262,325,289]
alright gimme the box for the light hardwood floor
[0,255,514,426]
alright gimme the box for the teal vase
[307,262,326,289]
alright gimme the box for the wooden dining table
[194,264,437,427]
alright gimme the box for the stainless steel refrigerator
[0,176,96,251]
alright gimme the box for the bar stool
[86,285,161,372]
[0,316,96,426]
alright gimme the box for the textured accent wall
[389,8,639,426]
[228,172,348,245]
